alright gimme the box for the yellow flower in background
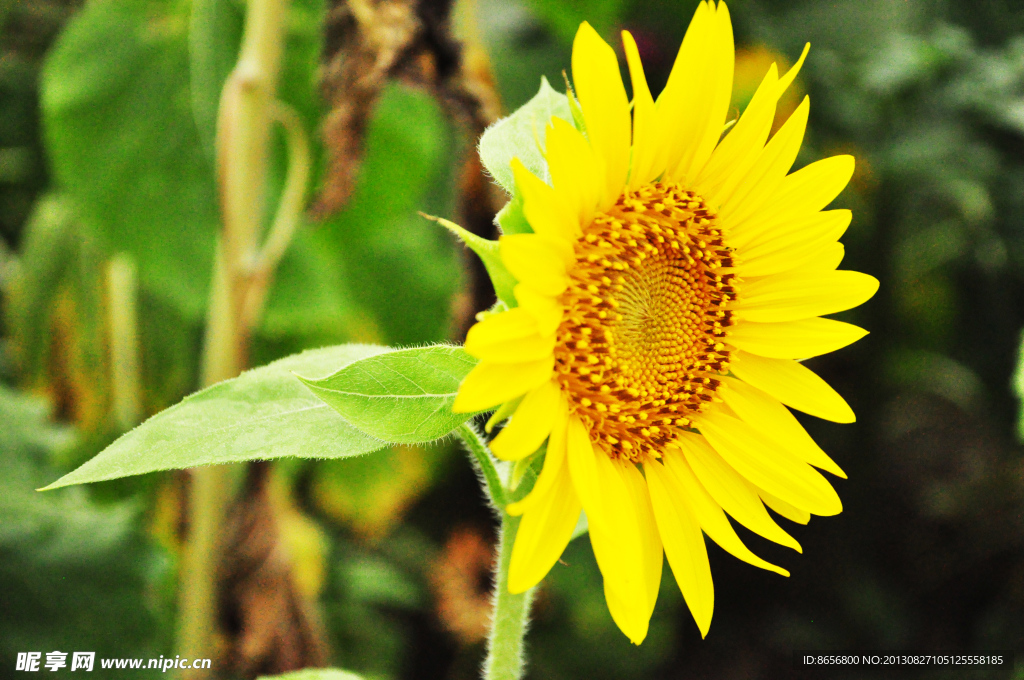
[454,0,878,644]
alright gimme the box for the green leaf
[42,345,392,490]
[257,670,364,680]
[479,75,572,195]
[298,345,480,444]
[42,0,218,320]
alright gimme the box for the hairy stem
[457,423,507,508]
[484,509,535,680]
[455,425,535,680]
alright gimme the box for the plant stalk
[104,253,142,430]
[457,426,535,680]
[484,509,535,680]
[177,0,290,673]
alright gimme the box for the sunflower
[453,0,878,644]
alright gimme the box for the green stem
[175,465,231,675]
[455,424,535,680]
[484,510,535,680]
[457,423,507,507]
[177,0,290,673]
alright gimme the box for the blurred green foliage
[2,0,1024,678]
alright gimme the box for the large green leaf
[188,0,244,159]
[43,345,392,490]
[298,345,479,444]
[478,75,572,195]
[42,0,219,320]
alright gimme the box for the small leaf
[298,345,480,444]
[42,345,391,490]
[257,670,364,680]
[478,76,572,195]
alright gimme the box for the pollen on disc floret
[554,181,740,463]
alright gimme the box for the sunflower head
[454,0,877,644]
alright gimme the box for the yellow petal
[464,306,554,364]
[695,410,843,516]
[646,460,714,637]
[490,380,563,461]
[729,349,855,423]
[619,460,663,624]
[695,63,780,208]
[759,487,811,524]
[675,431,802,552]
[667,1,735,185]
[512,157,579,244]
[775,42,810,97]
[514,283,564,336]
[659,453,789,576]
[572,22,630,208]
[727,317,868,359]
[565,417,651,643]
[453,357,554,412]
[656,1,713,180]
[738,210,851,277]
[588,457,657,645]
[500,233,571,296]
[546,116,602,228]
[622,30,662,188]
[732,270,879,322]
[792,242,845,272]
[466,307,537,348]
[733,155,856,247]
[466,332,555,364]
[719,376,846,478]
[720,95,809,225]
[507,445,582,593]
[507,401,570,515]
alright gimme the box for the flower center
[553,181,739,462]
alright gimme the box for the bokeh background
[2,0,1024,678]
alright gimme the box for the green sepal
[562,71,588,136]
[510,443,544,492]
[425,213,517,307]
[495,190,531,236]
[571,511,589,541]
[485,395,523,433]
